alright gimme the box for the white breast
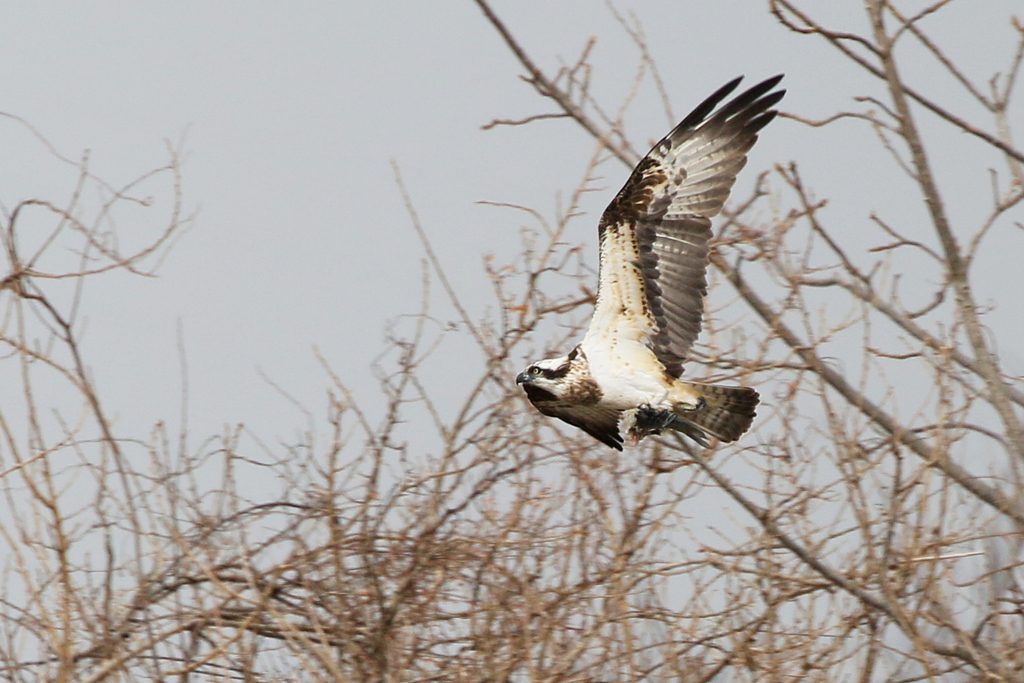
[581,325,672,410]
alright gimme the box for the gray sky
[1,2,1019,452]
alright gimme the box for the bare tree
[473,0,1024,679]
[1,1,1023,681]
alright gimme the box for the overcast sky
[1,2,1019,455]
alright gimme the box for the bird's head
[516,347,581,400]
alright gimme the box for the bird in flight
[516,75,783,450]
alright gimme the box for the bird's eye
[530,367,542,376]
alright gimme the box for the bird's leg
[637,405,678,431]
[623,404,678,445]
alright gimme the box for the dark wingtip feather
[676,76,744,130]
[595,429,624,451]
[663,74,785,151]
[736,74,785,105]
[758,73,785,93]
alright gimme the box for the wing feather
[587,75,784,377]
[533,400,624,451]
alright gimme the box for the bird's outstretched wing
[541,403,624,451]
[585,76,784,377]
[524,387,624,451]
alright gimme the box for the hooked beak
[516,371,530,385]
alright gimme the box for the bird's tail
[671,382,759,446]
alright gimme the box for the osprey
[517,75,784,450]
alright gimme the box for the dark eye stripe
[542,363,571,380]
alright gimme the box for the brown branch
[685,439,1003,671]
[867,0,1024,466]
[712,251,1024,529]
[472,0,640,168]
[770,0,1024,164]
[481,112,570,130]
